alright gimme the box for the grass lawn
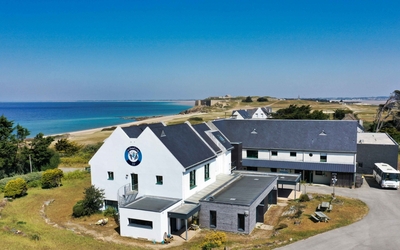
[0,173,369,250]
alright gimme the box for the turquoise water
[0,101,194,137]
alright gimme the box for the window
[156,175,163,185]
[320,155,327,162]
[315,171,325,176]
[128,218,153,229]
[210,210,217,228]
[107,171,114,180]
[271,151,278,156]
[247,167,258,171]
[247,150,258,158]
[190,170,196,189]
[238,214,245,231]
[290,152,296,157]
[204,164,210,181]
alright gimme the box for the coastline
[61,113,197,141]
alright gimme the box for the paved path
[278,176,400,250]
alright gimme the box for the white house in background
[231,107,272,119]
[89,122,233,242]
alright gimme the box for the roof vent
[230,198,236,201]
[160,130,166,137]
[319,130,327,136]
[206,196,215,201]
[251,128,257,134]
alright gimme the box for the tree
[0,115,18,178]
[273,105,329,120]
[257,97,269,102]
[333,109,353,120]
[374,90,400,132]
[54,138,82,156]
[242,96,253,103]
[73,185,105,217]
[30,133,58,171]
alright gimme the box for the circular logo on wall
[125,146,142,166]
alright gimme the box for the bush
[4,178,27,198]
[103,206,117,217]
[63,170,89,180]
[299,193,310,202]
[72,200,85,218]
[257,97,269,102]
[201,231,227,250]
[72,185,105,217]
[242,96,253,103]
[0,172,42,193]
[41,169,63,189]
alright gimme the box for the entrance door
[304,170,313,183]
[131,173,138,191]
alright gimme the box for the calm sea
[0,101,194,137]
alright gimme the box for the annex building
[89,118,397,242]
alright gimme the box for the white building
[90,122,233,242]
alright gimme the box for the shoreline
[54,113,197,139]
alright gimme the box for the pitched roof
[122,123,165,138]
[192,123,222,153]
[212,119,358,153]
[232,110,251,119]
[148,123,217,169]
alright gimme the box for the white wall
[242,148,355,165]
[90,126,185,202]
[251,108,266,119]
[119,201,181,242]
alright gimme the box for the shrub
[0,172,42,193]
[201,231,227,250]
[63,170,89,180]
[257,97,269,102]
[72,185,105,217]
[41,169,63,189]
[299,193,310,202]
[4,178,27,198]
[242,96,253,103]
[103,206,117,217]
[72,200,85,218]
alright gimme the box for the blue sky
[1,0,399,101]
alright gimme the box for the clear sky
[1,0,399,101]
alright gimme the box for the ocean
[0,101,194,137]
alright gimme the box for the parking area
[278,176,400,250]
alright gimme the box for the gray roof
[148,123,217,169]
[201,175,277,206]
[211,131,234,151]
[122,123,165,138]
[242,159,355,173]
[232,110,252,119]
[212,119,358,153]
[123,196,180,212]
[192,123,222,153]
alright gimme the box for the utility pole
[29,154,32,173]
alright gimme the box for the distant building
[231,107,272,119]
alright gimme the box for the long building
[89,118,397,242]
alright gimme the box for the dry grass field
[0,173,369,250]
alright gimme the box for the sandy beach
[64,113,199,143]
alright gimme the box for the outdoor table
[315,211,330,222]
[321,202,330,210]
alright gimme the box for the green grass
[0,177,142,250]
